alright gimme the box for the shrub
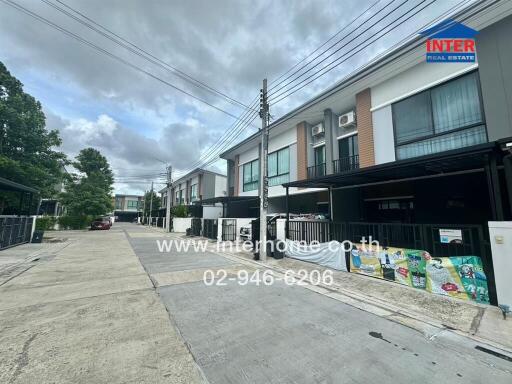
[57,215,93,230]
[171,205,188,218]
[35,216,57,230]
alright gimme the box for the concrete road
[123,223,512,384]
[1,222,511,383]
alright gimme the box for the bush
[35,216,57,230]
[57,215,93,230]
[171,205,188,218]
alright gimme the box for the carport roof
[196,196,259,205]
[283,141,504,190]
[0,177,38,193]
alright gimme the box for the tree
[0,61,67,197]
[143,190,161,217]
[60,148,114,217]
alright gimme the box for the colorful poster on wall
[349,245,489,304]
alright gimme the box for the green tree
[0,61,67,197]
[143,190,161,217]
[60,148,114,217]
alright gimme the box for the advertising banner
[349,245,489,304]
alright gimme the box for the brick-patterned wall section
[234,155,239,196]
[356,88,375,168]
[296,121,308,180]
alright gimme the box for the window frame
[190,184,198,201]
[268,146,290,186]
[127,200,139,209]
[391,70,487,156]
[242,159,259,192]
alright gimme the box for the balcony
[333,155,359,174]
[307,163,326,179]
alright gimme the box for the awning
[0,177,38,193]
[196,196,259,205]
[283,141,503,190]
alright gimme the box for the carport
[282,139,512,305]
[0,177,39,250]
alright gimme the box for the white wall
[276,219,286,241]
[371,61,477,110]
[488,221,512,307]
[203,204,223,219]
[214,175,227,197]
[372,105,396,165]
[172,218,192,233]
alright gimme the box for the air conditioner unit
[339,111,355,128]
[311,123,324,136]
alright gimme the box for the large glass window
[190,184,198,201]
[268,147,290,186]
[393,72,486,160]
[243,159,259,192]
[127,200,139,209]
[313,145,326,177]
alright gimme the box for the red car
[90,217,112,230]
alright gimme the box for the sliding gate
[0,216,33,250]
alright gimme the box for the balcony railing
[333,155,359,174]
[307,163,326,179]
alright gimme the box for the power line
[270,0,438,104]
[268,0,413,100]
[42,0,257,114]
[0,0,258,127]
[268,0,399,94]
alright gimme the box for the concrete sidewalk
[0,228,204,384]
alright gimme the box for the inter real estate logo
[419,19,478,63]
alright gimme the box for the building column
[234,155,240,196]
[296,121,308,180]
[356,88,375,168]
[324,109,335,174]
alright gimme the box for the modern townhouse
[114,194,143,222]
[220,1,512,306]
[167,168,227,207]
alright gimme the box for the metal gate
[203,219,218,240]
[221,219,237,241]
[0,217,33,250]
[191,218,202,236]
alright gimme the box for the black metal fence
[191,218,202,236]
[287,220,496,304]
[307,163,326,179]
[221,219,237,241]
[0,217,33,250]
[203,219,218,240]
[333,155,359,174]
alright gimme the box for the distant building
[114,194,143,222]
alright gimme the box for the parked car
[90,217,112,230]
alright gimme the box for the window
[268,147,290,186]
[336,134,359,173]
[127,200,138,209]
[243,159,259,192]
[393,71,486,160]
[115,199,122,210]
[313,145,326,177]
[191,184,198,201]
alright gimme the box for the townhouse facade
[114,194,143,221]
[167,168,227,207]
[220,2,512,305]
[221,1,512,222]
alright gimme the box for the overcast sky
[0,0,466,194]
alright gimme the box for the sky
[0,0,467,194]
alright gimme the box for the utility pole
[149,181,154,226]
[142,190,147,224]
[165,165,172,232]
[259,79,269,261]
